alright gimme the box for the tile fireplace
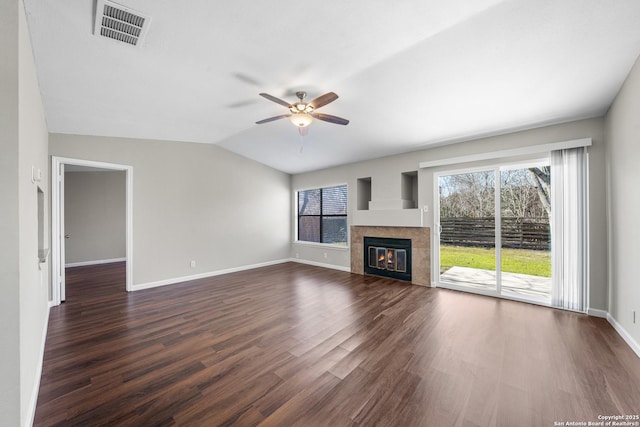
[350,226,430,286]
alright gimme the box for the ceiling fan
[256,91,349,131]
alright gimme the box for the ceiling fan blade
[259,93,292,108]
[311,112,349,125]
[256,114,291,124]
[309,92,338,109]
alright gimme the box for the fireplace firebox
[363,237,412,282]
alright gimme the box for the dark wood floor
[35,262,640,426]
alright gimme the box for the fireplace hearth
[364,237,412,282]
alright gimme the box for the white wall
[605,54,640,347]
[18,0,51,423]
[0,0,22,425]
[50,134,291,288]
[292,117,608,311]
[65,171,126,265]
[0,1,51,426]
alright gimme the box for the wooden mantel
[350,226,431,286]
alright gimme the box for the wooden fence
[440,217,550,250]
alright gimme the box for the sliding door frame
[433,159,551,307]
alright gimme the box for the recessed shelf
[401,171,418,209]
[357,177,372,210]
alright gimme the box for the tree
[528,167,551,217]
[500,169,548,219]
[439,171,495,218]
[440,168,550,220]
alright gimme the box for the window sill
[293,241,350,250]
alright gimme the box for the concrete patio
[439,266,551,303]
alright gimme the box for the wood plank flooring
[34,262,640,426]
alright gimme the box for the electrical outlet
[295,253,299,258]
[190,260,196,268]
[324,252,328,259]
[423,205,429,213]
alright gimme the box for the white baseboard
[607,313,640,359]
[587,308,608,318]
[132,259,291,291]
[66,258,126,268]
[290,258,351,272]
[26,303,50,427]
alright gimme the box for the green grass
[440,245,551,277]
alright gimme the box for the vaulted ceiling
[24,0,640,174]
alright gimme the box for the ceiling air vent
[94,0,150,47]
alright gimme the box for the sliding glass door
[438,170,497,292]
[499,165,551,303]
[436,161,552,304]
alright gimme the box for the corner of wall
[602,52,640,354]
[18,1,51,425]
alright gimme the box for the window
[297,185,348,245]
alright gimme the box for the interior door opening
[51,157,133,305]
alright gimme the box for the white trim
[432,173,440,287]
[126,167,133,292]
[52,156,132,172]
[419,138,592,169]
[494,169,502,295]
[584,151,591,312]
[432,161,565,310]
[25,304,50,427]
[290,258,352,272]
[65,258,126,268]
[51,160,61,305]
[587,308,608,318]
[51,156,133,305]
[132,259,291,291]
[292,241,350,250]
[607,313,640,359]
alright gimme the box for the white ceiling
[24,0,640,174]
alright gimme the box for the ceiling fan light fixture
[290,112,313,128]
[257,90,347,129]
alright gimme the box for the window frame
[295,184,349,247]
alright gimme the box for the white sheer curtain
[551,147,588,311]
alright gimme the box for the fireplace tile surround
[351,226,431,286]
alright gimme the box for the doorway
[434,160,552,305]
[51,157,133,305]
